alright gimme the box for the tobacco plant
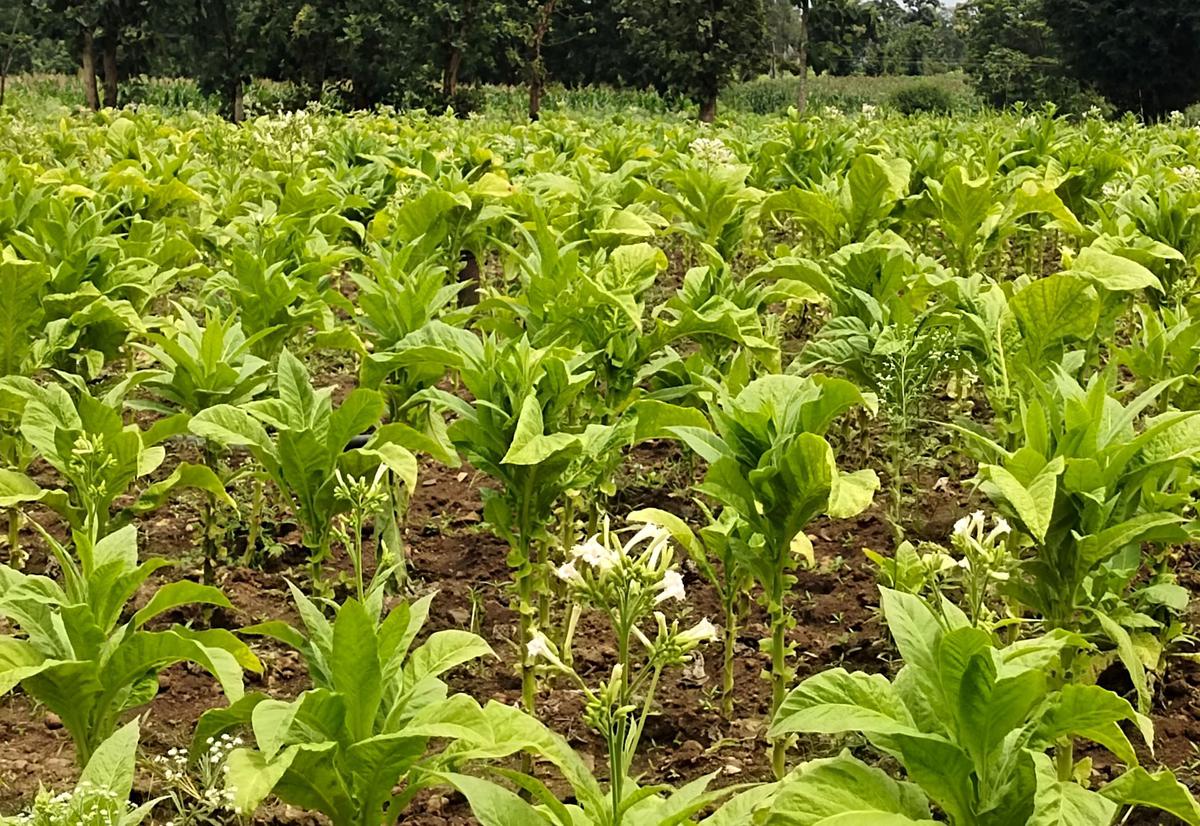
[0,374,229,546]
[0,525,256,766]
[670,374,879,778]
[133,306,272,580]
[426,334,627,713]
[772,588,1200,825]
[962,368,1200,718]
[189,349,418,585]
[195,591,544,826]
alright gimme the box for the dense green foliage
[3,0,1196,117]
[1,97,1200,824]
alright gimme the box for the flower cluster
[531,519,717,672]
[950,509,1012,578]
[1173,164,1200,188]
[860,103,878,119]
[150,734,242,824]
[554,521,685,607]
[5,781,138,826]
[1101,180,1126,200]
[688,136,737,167]
[333,465,390,515]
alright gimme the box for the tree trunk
[529,78,543,122]
[229,78,244,123]
[442,47,462,100]
[101,34,118,108]
[796,0,811,112]
[527,0,558,122]
[81,29,100,111]
[699,90,718,123]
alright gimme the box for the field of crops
[1,103,1200,825]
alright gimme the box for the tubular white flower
[986,517,1011,544]
[573,536,618,572]
[555,560,582,584]
[655,569,686,603]
[526,631,557,663]
[678,617,718,645]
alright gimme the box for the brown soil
[1,444,1198,825]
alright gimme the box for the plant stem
[244,475,265,566]
[721,607,736,718]
[769,590,788,780]
[6,507,20,569]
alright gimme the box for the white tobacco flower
[573,536,618,572]
[526,630,569,671]
[861,103,878,118]
[688,136,737,166]
[655,569,686,603]
[1174,165,1200,187]
[986,517,1011,544]
[953,510,985,539]
[555,560,582,584]
[678,617,718,645]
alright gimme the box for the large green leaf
[434,771,552,826]
[1070,247,1161,293]
[330,599,383,743]
[79,718,141,802]
[501,394,580,466]
[978,456,1064,544]
[189,405,276,467]
[1010,275,1099,363]
[764,752,935,826]
[1030,752,1117,825]
[404,630,493,685]
[131,580,233,628]
[771,669,915,738]
[1101,767,1200,825]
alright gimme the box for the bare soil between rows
[2,445,1199,825]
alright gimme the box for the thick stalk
[6,507,20,569]
[201,444,220,587]
[310,533,331,593]
[243,475,265,566]
[536,536,550,629]
[608,725,625,826]
[769,608,788,780]
[1052,631,1079,780]
[721,605,736,717]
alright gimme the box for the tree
[543,0,632,87]
[1043,0,1200,117]
[616,0,769,122]
[184,0,278,122]
[806,0,879,76]
[956,0,1085,109]
[523,0,557,121]
[874,0,963,76]
[0,5,33,108]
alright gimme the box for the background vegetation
[0,0,1197,121]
